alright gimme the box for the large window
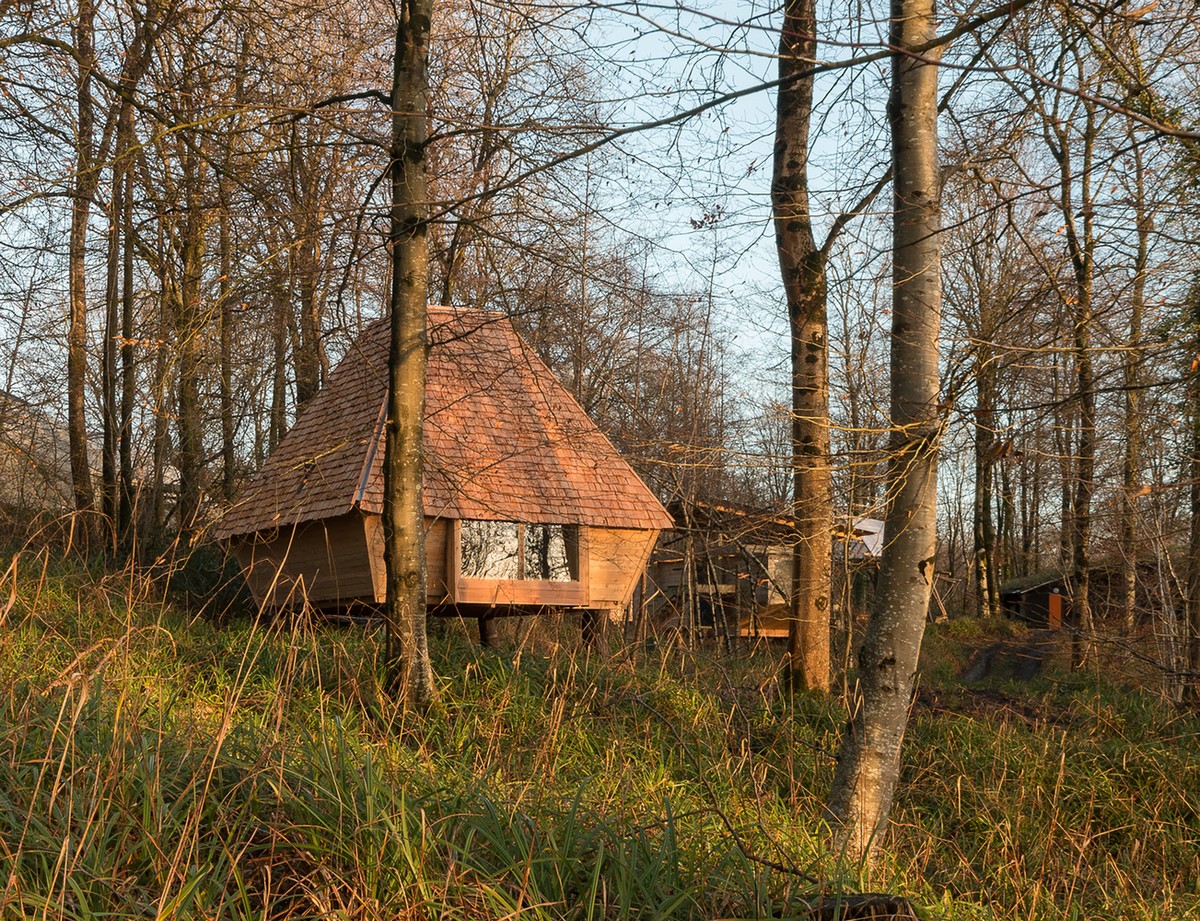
[459,520,578,582]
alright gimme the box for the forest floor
[0,543,1197,920]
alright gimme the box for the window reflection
[524,524,574,581]
[459,521,578,582]
[460,520,520,579]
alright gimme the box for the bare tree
[825,0,943,860]
[383,0,436,706]
[773,0,832,692]
[67,0,99,519]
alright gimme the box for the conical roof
[212,308,672,539]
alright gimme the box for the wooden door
[1048,592,1063,630]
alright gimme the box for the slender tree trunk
[269,277,288,453]
[1122,149,1148,634]
[680,506,698,648]
[383,0,436,707]
[102,138,122,532]
[1187,277,1200,702]
[825,0,942,861]
[1055,110,1096,665]
[997,458,1014,591]
[150,263,172,541]
[295,228,323,407]
[175,198,206,535]
[68,0,98,518]
[973,373,996,619]
[118,124,136,547]
[1054,379,1073,569]
[219,183,237,500]
[1069,302,1096,664]
[773,0,831,693]
[1025,444,1039,573]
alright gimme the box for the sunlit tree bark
[67,0,98,519]
[826,0,942,860]
[383,0,436,707]
[773,0,831,692]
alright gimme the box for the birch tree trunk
[773,0,831,693]
[383,0,436,707]
[825,0,942,861]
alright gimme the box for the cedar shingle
[212,308,672,539]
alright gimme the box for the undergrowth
[0,544,1197,919]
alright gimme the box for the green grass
[0,545,1197,919]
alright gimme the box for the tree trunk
[219,184,237,501]
[269,276,289,453]
[1122,148,1148,635]
[825,0,941,861]
[174,186,206,536]
[150,264,172,542]
[68,0,98,519]
[972,373,996,619]
[773,0,831,692]
[102,132,122,533]
[1058,110,1097,666]
[118,124,136,547]
[294,219,324,407]
[1053,356,1074,570]
[1185,276,1200,702]
[382,0,436,707]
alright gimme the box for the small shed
[645,504,888,642]
[212,308,672,621]
[999,569,1070,629]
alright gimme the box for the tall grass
[0,544,1197,919]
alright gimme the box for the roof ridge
[353,393,389,508]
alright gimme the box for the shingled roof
[212,308,672,539]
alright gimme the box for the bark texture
[173,136,207,536]
[1187,277,1200,702]
[825,0,942,861]
[1121,149,1147,634]
[772,0,831,692]
[383,0,436,707]
[1058,111,1097,666]
[68,0,98,518]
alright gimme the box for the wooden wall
[362,513,450,605]
[232,512,374,608]
[588,527,659,611]
[234,514,659,615]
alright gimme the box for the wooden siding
[363,513,452,605]
[588,527,660,610]
[235,514,660,615]
[232,512,374,608]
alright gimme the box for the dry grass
[0,541,1197,919]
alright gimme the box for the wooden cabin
[645,501,795,641]
[211,308,672,626]
[999,570,1070,629]
[998,559,1170,631]
[644,502,884,643]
